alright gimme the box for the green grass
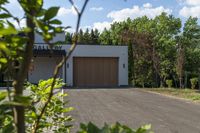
[146,88,200,102]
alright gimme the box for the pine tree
[78,29,84,44]
[83,28,90,44]
[65,32,72,43]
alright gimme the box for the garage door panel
[73,57,118,87]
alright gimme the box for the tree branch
[12,1,36,133]
[32,0,89,132]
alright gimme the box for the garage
[73,57,118,87]
[28,43,128,87]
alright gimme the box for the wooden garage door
[73,57,118,87]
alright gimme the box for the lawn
[146,88,200,102]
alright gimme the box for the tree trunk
[128,42,134,85]
[179,77,183,89]
[198,69,200,90]
[152,44,160,88]
[176,46,185,89]
[13,6,35,133]
[13,105,25,133]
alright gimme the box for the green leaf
[87,122,100,133]
[44,7,59,20]
[0,58,7,63]
[1,122,14,133]
[36,0,43,6]
[49,19,62,25]
[22,27,31,33]
[0,13,12,19]
[0,91,7,101]
[31,112,37,119]
[141,124,151,130]
[2,96,31,107]
[136,124,152,133]
[0,26,17,36]
[54,27,62,33]
[62,107,74,113]
[0,42,10,55]
[15,95,32,105]
[36,9,46,17]
[0,1,9,6]
[44,33,53,41]
[2,101,28,107]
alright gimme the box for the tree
[176,17,200,88]
[90,29,100,44]
[0,0,89,132]
[176,41,185,88]
[78,29,84,44]
[128,41,134,85]
[99,28,112,45]
[153,13,181,87]
[93,28,100,44]
[65,32,72,44]
[83,28,90,44]
[98,13,183,88]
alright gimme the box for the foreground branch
[32,0,89,132]
[13,3,35,133]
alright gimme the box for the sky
[4,0,200,32]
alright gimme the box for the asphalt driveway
[66,88,200,133]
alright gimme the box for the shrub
[190,78,198,89]
[166,80,173,88]
[26,78,73,132]
[0,78,73,133]
[77,122,152,133]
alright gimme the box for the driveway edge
[137,88,200,105]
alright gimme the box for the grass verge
[146,88,200,102]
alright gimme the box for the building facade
[1,33,128,87]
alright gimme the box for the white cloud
[88,4,172,32]
[107,5,172,22]
[143,3,153,8]
[179,6,200,17]
[57,7,76,17]
[90,7,103,11]
[179,0,200,18]
[184,0,200,5]
[82,21,111,33]
[93,21,112,32]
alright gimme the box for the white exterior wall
[28,57,63,83]
[29,44,128,86]
[64,45,128,86]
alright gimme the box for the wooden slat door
[73,57,118,87]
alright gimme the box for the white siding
[28,57,62,83]
[29,44,128,86]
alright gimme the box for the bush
[166,80,173,88]
[0,78,73,133]
[78,122,152,133]
[190,78,198,89]
[26,78,73,132]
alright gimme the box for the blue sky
[4,0,200,32]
